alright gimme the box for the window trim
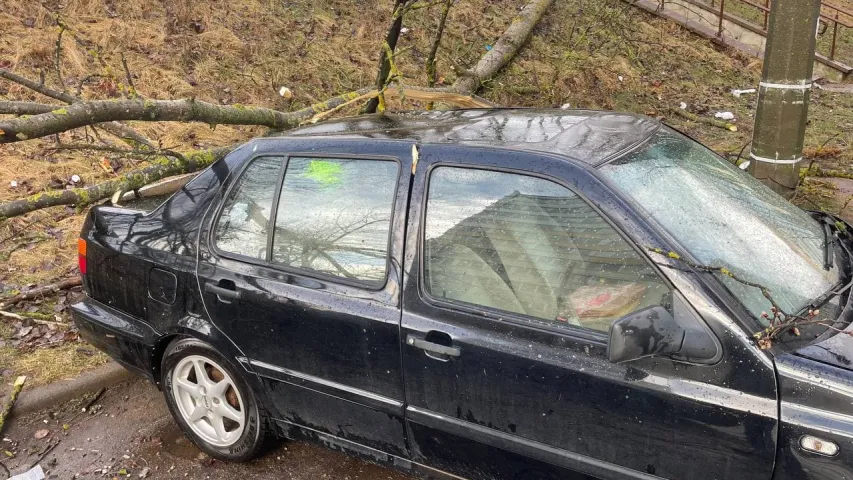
[417,162,675,340]
[210,152,403,291]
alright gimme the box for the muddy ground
[1,378,414,480]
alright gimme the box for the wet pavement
[1,378,414,479]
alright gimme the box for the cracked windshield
[601,128,842,322]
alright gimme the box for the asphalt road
[1,379,415,479]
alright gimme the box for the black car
[72,109,853,480]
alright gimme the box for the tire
[161,338,270,461]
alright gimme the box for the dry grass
[0,343,109,389]
[1,0,853,381]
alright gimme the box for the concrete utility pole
[749,0,822,195]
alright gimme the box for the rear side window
[272,157,398,286]
[215,156,283,259]
[423,167,670,333]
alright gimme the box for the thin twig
[27,440,59,470]
[120,53,139,98]
[0,310,68,328]
[53,20,67,93]
[647,247,785,315]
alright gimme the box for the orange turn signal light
[78,238,87,275]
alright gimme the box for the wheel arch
[151,333,191,388]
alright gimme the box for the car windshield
[600,128,841,323]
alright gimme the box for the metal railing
[704,0,853,63]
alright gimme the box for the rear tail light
[78,238,87,275]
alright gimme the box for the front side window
[272,157,398,286]
[423,166,670,333]
[215,156,283,259]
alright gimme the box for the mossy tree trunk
[362,0,411,114]
[0,90,369,144]
[0,147,232,219]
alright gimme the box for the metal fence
[702,0,853,64]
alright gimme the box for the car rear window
[271,157,399,286]
[423,166,671,333]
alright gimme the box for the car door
[197,138,413,458]
[400,144,778,480]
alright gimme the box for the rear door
[400,144,778,480]
[196,138,413,458]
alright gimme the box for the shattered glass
[602,129,841,321]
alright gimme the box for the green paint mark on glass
[305,160,342,185]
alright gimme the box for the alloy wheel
[171,355,246,447]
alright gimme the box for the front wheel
[161,338,270,461]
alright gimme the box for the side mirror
[607,306,684,363]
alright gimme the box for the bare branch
[0,68,154,147]
[0,67,75,103]
[452,0,555,94]
[426,0,454,109]
[0,101,56,116]
[0,277,81,308]
[54,21,68,93]
[120,53,139,98]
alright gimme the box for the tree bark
[0,89,372,144]
[452,0,554,94]
[0,68,154,147]
[0,146,233,219]
[363,0,410,114]
[0,277,82,308]
[0,101,56,116]
[426,0,454,110]
[0,376,26,434]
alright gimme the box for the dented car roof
[281,109,661,166]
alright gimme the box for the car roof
[278,108,661,166]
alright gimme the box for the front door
[197,139,413,457]
[400,145,778,479]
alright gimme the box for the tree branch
[452,0,555,94]
[0,68,153,147]
[363,0,412,114]
[0,89,374,144]
[426,0,454,109]
[0,277,81,308]
[0,101,56,116]
[0,146,233,219]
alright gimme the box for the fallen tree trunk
[0,88,373,143]
[0,376,26,434]
[452,0,554,94]
[0,0,554,219]
[0,87,494,219]
[0,146,232,219]
[0,277,82,307]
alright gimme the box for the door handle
[407,334,461,358]
[204,282,241,300]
